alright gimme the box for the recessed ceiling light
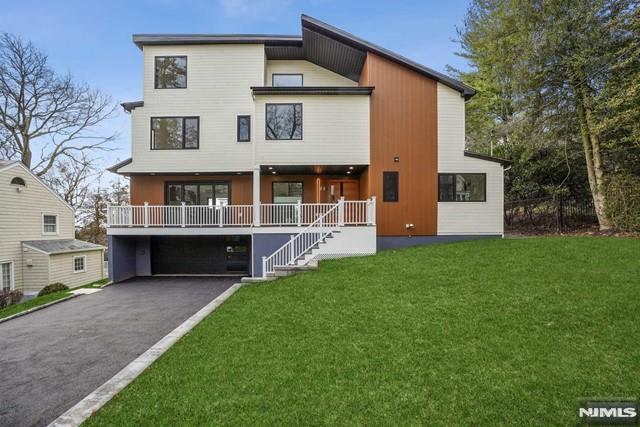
[272,171,276,175]
[346,171,351,174]
[236,172,242,175]
[349,166,354,170]
[195,172,200,175]
[268,166,273,170]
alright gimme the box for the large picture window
[272,74,303,87]
[166,182,230,206]
[266,104,302,140]
[151,117,199,150]
[272,182,303,204]
[382,172,399,202]
[155,56,187,89]
[438,173,486,202]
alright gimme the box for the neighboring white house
[0,160,105,296]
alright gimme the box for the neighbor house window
[382,172,399,202]
[73,256,86,273]
[272,182,303,204]
[266,104,302,140]
[10,177,26,186]
[237,115,251,142]
[1,262,13,291]
[151,117,199,149]
[42,214,58,234]
[154,56,187,89]
[438,173,486,202]
[272,73,303,87]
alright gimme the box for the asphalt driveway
[0,276,237,427]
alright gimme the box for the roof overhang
[133,34,302,50]
[464,151,511,166]
[107,158,133,175]
[121,101,144,113]
[251,86,374,96]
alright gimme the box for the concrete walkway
[0,277,237,427]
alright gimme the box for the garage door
[151,236,250,275]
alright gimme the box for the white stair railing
[262,199,343,278]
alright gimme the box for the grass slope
[85,238,639,426]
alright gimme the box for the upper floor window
[151,117,199,150]
[382,172,399,202]
[438,173,486,202]
[266,104,302,140]
[42,214,58,234]
[272,74,303,87]
[155,56,187,89]
[237,116,251,142]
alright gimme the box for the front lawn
[85,238,639,426]
[0,278,109,320]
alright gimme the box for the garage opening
[150,236,250,275]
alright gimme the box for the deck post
[181,202,186,228]
[338,197,345,226]
[297,200,302,227]
[143,202,149,228]
[369,196,376,225]
[262,256,267,278]
[253,165,261,226]
[106,205,111,228]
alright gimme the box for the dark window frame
[382,171,399,203]
[164,180,232,205]
[438,173,487,202]
[265,103,303,141]
[154,56,188,89]
[271,73,304,87]
[271,181,304,204]
[237,115,251,142]
[150,116,200,150]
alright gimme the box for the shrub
[604,173,640,231]
[0,289,23,309]
[38,282,69,297]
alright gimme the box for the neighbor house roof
[107,158,133,174]
[0,161,75,211]
[131,15,475,99]
[22,239,105,255]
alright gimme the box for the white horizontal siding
[437,83,504,235]
[254,95,370,165]
[49,250,104,288]
[265,60,357,86]
[21,247,49,295]
[120,44,265,174]
[0,165,74,292]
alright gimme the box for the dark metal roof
[302,28,366,82]
[300,15,476,99]
[464,151,511,166]
[107,158,133,174]
[22,239,105,254]
[133,34,302,50]
[251,86,374,96]
[265,45,305,60]
[121,101,144,113]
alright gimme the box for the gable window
[266,104,302,140]
[438,173,486,202]
[155,56,187,89]
[272,182,303,204]
[73,256,86,273]
[382,172,399,202]
[237,116,251,142]
[1,262,13,291]
[10,177,26,186]
[272,73,303,87]
[151,117,199,149]
[42,214,58,234]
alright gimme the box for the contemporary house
[0,160,106,296]
[107,15,508,281]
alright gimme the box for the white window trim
[42,212,59,235]
[0,261,14,291]
[73,255,87,274]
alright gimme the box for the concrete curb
[48,282,245,427]
[0,294,79,325]
[98,280,114,289]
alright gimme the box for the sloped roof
[22,239,105,254]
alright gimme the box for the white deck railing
[107,198,376,228]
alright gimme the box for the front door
[328,180,359,202]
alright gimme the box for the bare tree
[0,33,117,176]
[44,153,99,208]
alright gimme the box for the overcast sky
[1,0,472,173]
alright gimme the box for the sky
[0,0,472,174]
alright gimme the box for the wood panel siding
[359,53,438,236]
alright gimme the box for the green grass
[84,238,640,426]
[0,278,109,320]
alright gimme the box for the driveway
[0,276,238,427]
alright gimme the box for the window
[166,182,230,205]
[155,56,187,89]
[73,256,86,273]
[10,177,26,186]
[382,172,399,202]
[42,214,58,234]
[151,117,199,149]
[237,116,251,142]
[272,182,303,204]
[266,104,302,140]
[1,262,13,291]
[438,173,486,202]
[272,73,303,87]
